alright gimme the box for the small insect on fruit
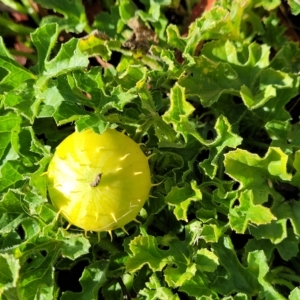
[46,128,152,236]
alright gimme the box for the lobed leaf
[224,147,292,204]
[229,190,276,234]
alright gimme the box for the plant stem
[0,16,33,35]
[243,139,270,149]
[117,277,131,300]
[272,278,295,291]
[21,0,40,25]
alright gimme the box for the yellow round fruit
[47,128,151,233]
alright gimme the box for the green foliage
[1,0,300,299]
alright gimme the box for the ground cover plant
[1,0,300,299]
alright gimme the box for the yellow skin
[47,128,151,233]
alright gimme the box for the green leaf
[179,39,299,118]
[247,250,285,299]
[119,0,138,22]
[149,150,184,183]
[164,263,196,289]
[0,213,27,235]
[199,115,242,178]
[229,190,276,234]
[0,112,21,162]
[195,248,219,273]
[126,235,171,272]
[201,223,223,243]
[0,253,20,292]
[0,190,25,214]
[290,287,300,300]
[255,74,300,122]
[224,147,292,204]
[271,200,300,237]
[288,0,300,15]
[178,269,215,297]
[33,27,89,91]
[73,68,104,93]
[139,273,180,300]
[165,181,201,221]
[126,235,191,274]
[0,37,35,93]
[265,120,291,152]
[0,161,24,192]
[249,219,287,244]
[106,86,138,112]
[196,208,217,223]
[213,237,259,295]
[136,3,169,39]
[262,12,288,51]
[162,83,195,142]
[33,0,88,33]
[244,239,275,261]
[138,0,171,20]
[44,38,89,79]
[61,260,109,300]
[31,23,58,75]
[56,229,91,260]
[178,54,239,107]
[253,69,299,122]
[78,31,111,61]
[75,115,109,134]
[179,40,270,106]
[167,3,246,55]
[93,6,121,37]
[2,82,37,123]
[276,229,299,261]
[270,42,300,74]
[117,65,146,90]
[151,47,184,80]
[292,150,300,186]
[253,0,281,10]
[166,25,186,52]
[30,156,51,199]
[17,244,58,300]
[37,78,89,125]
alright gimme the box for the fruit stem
[90,173,103,187]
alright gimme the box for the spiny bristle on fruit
[119,153,130,160]
[95,211,99,222]
[122,227,129,235]
[65,223,72,230]
[149,194,158,198]
[56,208,63,221]
[151,180,163,187]
[111,213,117,223]
[54,183,63,189]
[95,146,105,153]
[133,218,141,224]
[147,153,156,160]
[133,171,143,175]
